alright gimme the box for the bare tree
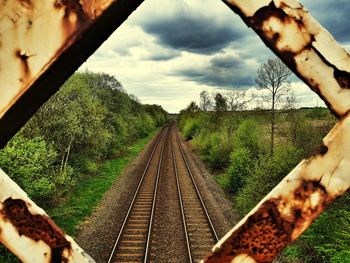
[225,89,254,111]
[199,90,212,111]
[255,57,292,155]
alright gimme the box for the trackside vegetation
[0,72,168,262]
[178,104,350,262]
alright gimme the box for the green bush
[206,131,233,169]
[178,108,343,262]
[182,118,200,140]
[226,148,252,194]
[235,145,302,215]
[0,135,57,204]
[233,119,262,158]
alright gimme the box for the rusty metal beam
[202,0,350,262]
[0,169,95,263]
[221,0,350,119]
[0,0,144,149]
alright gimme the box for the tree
[225,89,253,111]
[199,90,212,111]
[255,57,292,155]
[214,92,228,112]
[186,101,200,112]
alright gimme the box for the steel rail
[171,128,193,263]
[175,130,219,243]
[107,126,167,263]
[143,127,168,263]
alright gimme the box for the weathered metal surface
[0,168,95,263]
[0,0,144,149]
[1,0,350,262]
[222,0,350,119]
[202,0,350,262]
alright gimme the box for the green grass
[49,129,159,236]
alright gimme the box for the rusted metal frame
[222,0,350,118]
[0,0,145,149]
[0,169,95,263]
[107,127,166,263]
[176,130,219,243]
[202,1,350,262]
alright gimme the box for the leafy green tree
[186,101,200,113]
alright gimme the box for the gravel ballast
[76,128,240,262]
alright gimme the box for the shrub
[0,135,58,204]
[206,131,232,169]
[235,144,302,215]
[226,148,252,194]
[233,119,262,158]
[182,118,200,140]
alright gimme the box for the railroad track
[108,124,218,263]
[107,127,168,263]
[171,127,219,263]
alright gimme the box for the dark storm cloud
[142,49,181,61]
[141,14,247,54]
[174,54,256,88]
[303,0,350,43]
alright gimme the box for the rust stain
[238,2,347,119]
[2,198,71,262]
[315,144,328,156]
[205,200,292,263]
[15,49,31,77]
[54,0,92,47]
[205,180,328,262]
[19,0,33,9]
[249,2,314,69]
[334,69,350,89]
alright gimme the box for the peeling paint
[0,0,113,120]
[0,169,95,263]
[2,198,71,262]
[223,0,350,118]
[204,180,328,262]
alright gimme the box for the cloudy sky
[80,0,350,113]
